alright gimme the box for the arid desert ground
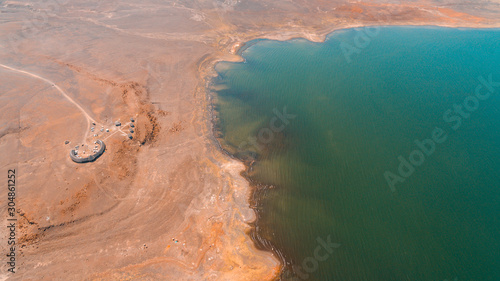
[0,0,499,280]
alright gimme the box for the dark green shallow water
[212,27,500,281]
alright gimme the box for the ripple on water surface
[213,27,500,281]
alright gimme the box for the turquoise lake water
[212,27,500,281]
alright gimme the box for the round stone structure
[70,139,106,163]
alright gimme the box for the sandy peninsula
[0,0,499,280]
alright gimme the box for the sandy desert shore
[0,0,499,280]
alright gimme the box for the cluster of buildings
[116,117,135,139]
[91,122,110,138]
[68,117,136,163]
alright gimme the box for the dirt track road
[0,63,97,143]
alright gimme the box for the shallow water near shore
[212,27,500,281]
